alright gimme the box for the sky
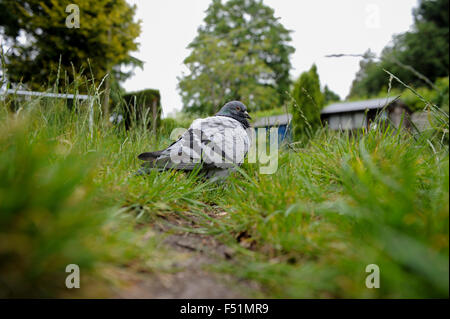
[123,0,418,116]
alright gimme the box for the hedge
[121,89,161,130]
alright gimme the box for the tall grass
[211,126,448,297]
[205,78,449,298]
[0,74,448,298]
[0,91,180,297]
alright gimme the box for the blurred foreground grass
[0,84,448,298]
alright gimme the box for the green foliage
[323,85,340,105]
[348,50,386,98]
[159,117,178,135]
[0,122,99,297]
[349,0,449,98]
[345,75,449,114]
[251,106,286,120]
[0,70,448,298]
[401,77,449,112]
[434,77,450,112]
[0,100,166,297]
[0,0,141,92]
[216,125,448,298]
[121,89,162,129]
[178,0,294,115]
[123,89,160,105]
[291,64,324,141]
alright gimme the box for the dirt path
[107,210,261,298]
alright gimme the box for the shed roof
[321,97,397,115]
[252,113,292,127]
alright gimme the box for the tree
[349,0,449,98]
[291,64,324,140]
[348,50,388,98]
[323,85,340,105]
[178,32,279,115]
[0,0,141,95]
[178,0,294,115]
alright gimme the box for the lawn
[0,87,448,298]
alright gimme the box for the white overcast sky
[123,0,418,116]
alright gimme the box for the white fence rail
[1,88,95,138]
[1,89,90,100]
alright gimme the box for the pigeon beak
[243,111,251,120]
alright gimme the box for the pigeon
[137,101,251,180]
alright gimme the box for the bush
[120,89,161,130]
[291,65,324,142]
[435,77,449,113]
[368,76,450,113]
[401,78,448,112]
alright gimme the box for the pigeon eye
[236,106,241,111]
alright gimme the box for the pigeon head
[216,101,251,128]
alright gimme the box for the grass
[251,106,287,120]
[0,79,448,298]
[214,127,448,298]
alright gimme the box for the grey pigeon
[137,101,251,180]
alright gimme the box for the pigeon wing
[145,116,250,171]
[197,116,249,169]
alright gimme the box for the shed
[252,113,292,144]
[320,97,412,130]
